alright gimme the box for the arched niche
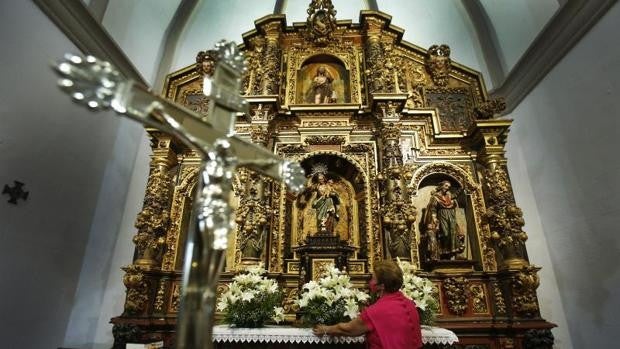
[409,162,495,271]
[288,152,368,252]
[296,54,351,104]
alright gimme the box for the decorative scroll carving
[122,265,149,315]
[278,143,309,154]
[282,287,300,315]
[153,279,166,312]
[512,266,541,317]
[470,284,488,314]
[426,44,451,87]
[425,87,474,132]
[304,135,346,145]
[133,144,174,268]
[493,281,507,315]
[169,283,181,313]
[305,0,337,45]
[443,276,468,316]
[475,97,507,119]
[342,143,372,153]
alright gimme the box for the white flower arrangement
[397,258,439,325]
[217,264,285,327]
[297,266,370,325]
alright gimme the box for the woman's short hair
[374,260,404,292]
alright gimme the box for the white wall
[506,3,620,348]
[171,0,274,72]
[380,0,493,88]
[480,0,558,73]
[63,1,179,348]
[102,0,180,85]
[0,1,142,349]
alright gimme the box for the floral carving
[475,97,507,119]
[133,150,173,267]
[304,135,346,145]
[443,276,468,316]
[122,265,149,315]
[278,144,309,154]
[493,281,507,314]
[512,266,541,317]
[483,167,529,263]
[342,143,372,153]
[426,44,451,87]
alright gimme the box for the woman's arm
[313,317,369,337]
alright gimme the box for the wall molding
[33,0,147,85]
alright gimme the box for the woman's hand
[312,324,329,336]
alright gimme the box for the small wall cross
[2,181,29,204]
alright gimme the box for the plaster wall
[506,3,620,348]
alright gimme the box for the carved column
[364,18,385,94]
[133,134,176,268]
[233,123,272,267]
[259,21,282,95]
[471,120,529,270]
[376,120,416,260]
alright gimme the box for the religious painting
[296,57,350,104]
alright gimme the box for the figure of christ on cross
[52,41,306,349]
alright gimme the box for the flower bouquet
[397,259,440,326]
[297,266,370,325]
[216,264,285,327]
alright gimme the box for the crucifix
[52,41,305,349]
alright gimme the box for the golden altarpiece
[111,4,554,349]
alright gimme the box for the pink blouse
[360,291,422,349]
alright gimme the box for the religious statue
[236,195,269,260]
[422,180,466,260]
[306,65,335,104]
[298,171,340,235]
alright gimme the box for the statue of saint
[298,173,340,234]
[422,180,465,260]
[306,65,335,104]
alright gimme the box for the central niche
[296,54,351,104]
[291,153,364,247]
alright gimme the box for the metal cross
[52,41,305,349]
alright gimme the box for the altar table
[212,325,458,348]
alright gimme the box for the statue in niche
[236,187,269,259]
[297,164,346,237]
[422,180,466,260]
[306,65,335,104]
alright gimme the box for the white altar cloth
[212,325,458,345]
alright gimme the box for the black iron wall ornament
[2,181,29,204]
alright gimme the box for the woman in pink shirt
[313,260,422,349]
